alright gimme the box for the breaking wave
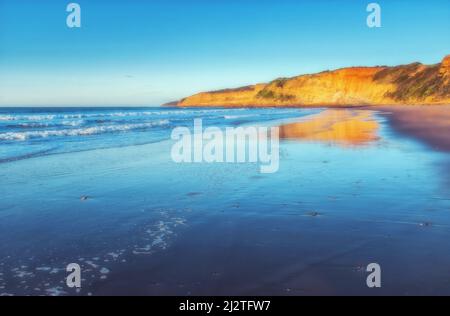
[0,108,243,122]
[224,114,257,119]
[0,120,170,141]
[5,120,87,129]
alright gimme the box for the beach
[0,106,449,296]
[378,105,450,152]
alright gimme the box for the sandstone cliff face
[177,55,450,107]
[440,55,450,80]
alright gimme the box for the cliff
[175,55,450,107]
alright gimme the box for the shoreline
[174,103,450,109]
[176,104,450,155]
[176,104,450,154]
[375,105,450,153]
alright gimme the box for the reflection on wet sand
[279,109,379,146]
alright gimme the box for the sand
[279,109,379,147]
[377,105,450,152]
[1,106,449,295]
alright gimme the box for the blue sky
[0,0,449,106]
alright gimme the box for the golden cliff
[175,55,450,107]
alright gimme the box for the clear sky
[0,0,449,106]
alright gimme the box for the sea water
[0,107,449,295]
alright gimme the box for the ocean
[0,107,314,163]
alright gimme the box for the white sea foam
[0,120,170,141]
[0,109,242,122]
[0,209,187,295]
[45,286,67,296]
[0,115,57,121]
[224,114,256,119]
[6,120,86,128]
[100,267,110,274]
[0,115,15,121]
[35,267,52,272]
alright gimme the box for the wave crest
[0,120,170,141]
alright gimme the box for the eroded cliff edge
[174,55,450,107]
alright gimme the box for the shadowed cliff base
[175,55,450,107]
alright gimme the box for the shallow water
[0,107,449,295]
[0,107,313,162]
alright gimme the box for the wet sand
[279,105,450,152]
[1,106,450,295]
[377,105,450,152]
[279,109,379,147]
